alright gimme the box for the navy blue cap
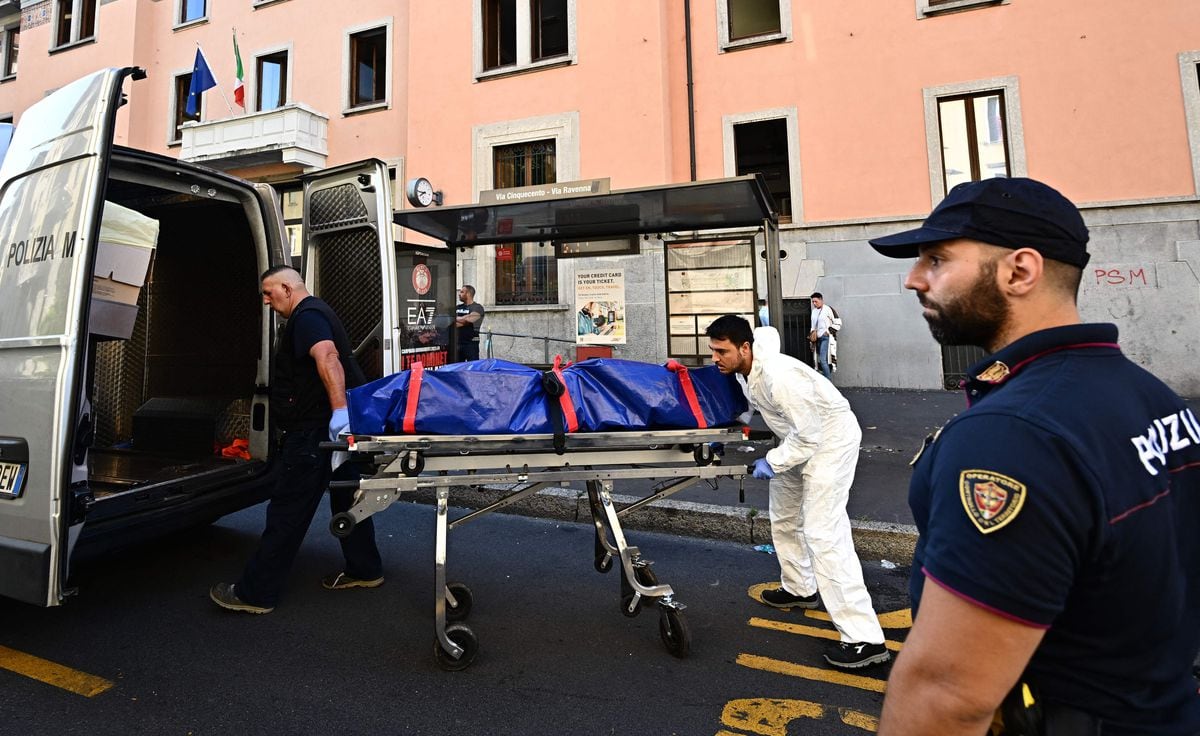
[869,178,1091,267]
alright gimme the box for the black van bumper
[0,535,50,606]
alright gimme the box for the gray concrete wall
[458,201,1200,396]
[796,200,1200,396]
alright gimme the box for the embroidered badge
[975,361,1010,383]
[959,469,1026,534]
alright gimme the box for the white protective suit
[742,327,884,645]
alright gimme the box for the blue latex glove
[328,407,350,441]
[708,442,726,456]
[752,458,775,479]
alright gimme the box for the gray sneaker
[322,572,384,590]
[209,583,273,614]
[824,641,891,670]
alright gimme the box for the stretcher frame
[325,426,749,670]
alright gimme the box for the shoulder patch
[959,469,1026,534]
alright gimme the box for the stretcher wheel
[434,624,479,671]
[445,583,473,622]
[594,553,613,574]
[329,513,356,539]
[400,452,425,477]
[693,444,714,466]
[659,608,691,658]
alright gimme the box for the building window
[1,25,17,79]
[172,72,200,144]
[54,0,97,48]
[728,0,780,41]
[917,0,1008,19]
[936,91,1009,194]
[178,0,206,25]
[478,0,575,77]
[723,108,801,222]
[734,118,792,220]
[256,51,288,112]
[531,0,568,61]
[279,186,304,258]
[349,26,387,109]
[923,77,1024,205]
[717,0,790,51]
[1179,52,1200,197]
[493,139,558,305]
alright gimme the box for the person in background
[808,293,834,378]
[706,315,890,671]
[758,298,770,327]
[868,177,1200,734]
[454,284,485,361]
[211,266,383,614]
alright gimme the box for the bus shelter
[393,174,781,364]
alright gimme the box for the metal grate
[779,298,814,366]
[312,227,384,381]
[940,344,987,390]
[91,286,151,447]
[308,184,370,233]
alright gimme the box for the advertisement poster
[575,268,626,345]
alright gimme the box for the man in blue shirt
[868,178,1200,734]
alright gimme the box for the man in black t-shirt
[454,284,485,362]
[210,266,383,614]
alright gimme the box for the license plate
[0,461,26,498]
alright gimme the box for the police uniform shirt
[908,323,1200,733]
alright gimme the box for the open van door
[0,68,137,606]
[300,160,400,381]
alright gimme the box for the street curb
[395,483,918,565]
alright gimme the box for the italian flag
[232,30,245,108]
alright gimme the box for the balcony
[180,103,328,172]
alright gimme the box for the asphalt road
[0,501,912,736]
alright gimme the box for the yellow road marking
[746,583,913,630]
[0,645,113,697]
[718,697,878,735]
[839,707,880,731]
[805,607,913,630]
[736,653,888,693]
[748,617,904,652]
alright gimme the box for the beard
[920,259,1010,349]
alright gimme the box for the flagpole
[196,41,235,115]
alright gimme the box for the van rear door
[300,160,400,381]
[0,68,135,606]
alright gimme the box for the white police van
[0,67,449,607]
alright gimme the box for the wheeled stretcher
[323,427,750,670]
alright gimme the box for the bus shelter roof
[392,174,776,247]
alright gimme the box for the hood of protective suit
[753,326,782,359]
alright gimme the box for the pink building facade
[2,0,1198,392]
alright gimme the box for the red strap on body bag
[550,354,579,433]
[402,362,424,434]
[666,360,707,429]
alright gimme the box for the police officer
[868,178,1200,734]
[210,266,383,613]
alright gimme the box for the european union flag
[185,48,217,117]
